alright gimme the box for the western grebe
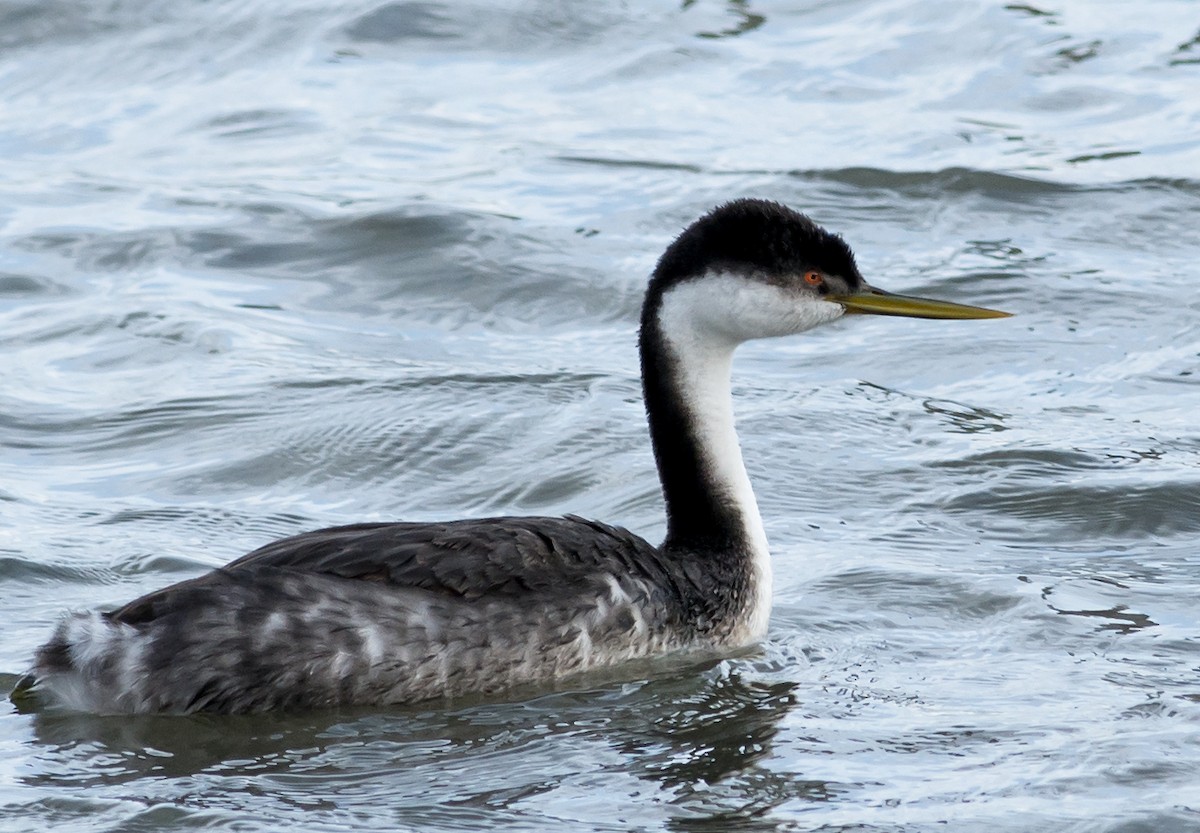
[19,199,1009,714]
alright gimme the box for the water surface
[2,1,1199,831]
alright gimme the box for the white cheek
[684,274,844,342]
[746,284,844,338]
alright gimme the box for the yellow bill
[834,286,1011,320]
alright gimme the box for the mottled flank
[31,517,759,714]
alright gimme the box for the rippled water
[2,1,1199,830]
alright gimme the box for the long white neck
[639,271,845,640]
[656,303,771,563]
[640,276,784,641]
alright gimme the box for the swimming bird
[19,199,1008,714]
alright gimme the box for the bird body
[20,199,1008,714]
[39,518,701,713]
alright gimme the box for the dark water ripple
[3,1,1200,831]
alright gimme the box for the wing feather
[109,516,671,626]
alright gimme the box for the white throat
[653,287,759,640]
[652,271,844,641]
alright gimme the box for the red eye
[803,271,823,286]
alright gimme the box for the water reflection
[628,673,840,831]
[684,0,766,40]
[19,710,337,787]
[15,662,815,825]
[1038,577,1159,634]
[1003,3,1059,20]
[922,398,1010,434]
[620,672,796,787]
[1171,29,1200,64]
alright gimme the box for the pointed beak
[832,285,1011,320]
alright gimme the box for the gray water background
[2,1,1199,830]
